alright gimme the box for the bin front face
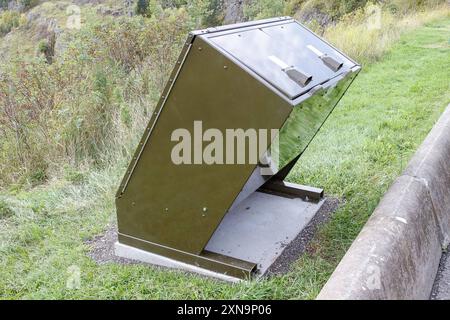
[116,35,293,255]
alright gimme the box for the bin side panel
[116,36,292,255]
[276,70,359,169]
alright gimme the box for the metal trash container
[115,16,360,280]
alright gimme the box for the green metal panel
[116,36,293,255]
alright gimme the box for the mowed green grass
[0,18,449,299]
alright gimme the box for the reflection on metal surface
[275,71,358,170]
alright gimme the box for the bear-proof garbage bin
[115,16,360,280]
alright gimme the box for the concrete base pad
[114,242,240,282]
[205,191,325,275]
[115,191,325,281]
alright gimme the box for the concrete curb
[317,104,450,300]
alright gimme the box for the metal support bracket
[258,180,324,201]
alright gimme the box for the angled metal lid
[206,21,356,100]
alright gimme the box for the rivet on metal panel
[132,201,135,206]
[223,66,228,70]
[202,207,208,217]
[198,47,202,51]
[164,208,169,213]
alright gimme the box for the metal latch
[284,67,312,87]
[320,55,343,72]
[307,45,343,72]
[268,56,312,87]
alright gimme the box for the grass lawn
[0,17,449,299]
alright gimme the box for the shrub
[37,33,56,64]
[0,10,21,36]
[243,0,285,20]
[136,0,150,16]
[0,8,191,187]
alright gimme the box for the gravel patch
[86,224,137,265]
[431,246,450,300]
[265,197,340,276]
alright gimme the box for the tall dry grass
[323,3,450,64]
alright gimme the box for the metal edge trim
[190,16,292,36]
[118,233,257,279]
[115,35,195,198]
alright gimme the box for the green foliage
[37,35,55,63]
[294,0,369,26]
[19,0,39,9]
[37,39,48,53]
[323,2,448,64]
[0,10,21,36]
[0,0,38,10]
[387,0,445,13]
[284,0,446,27]
[0,0,8,9]
[158,0,223,27]
[135,0,150,16]
[63,166,86,185]
[29,167,47,186]
[0,6,191,187]
[0,198,14,219]
[243,0,285,20]
[198,0,224,26]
